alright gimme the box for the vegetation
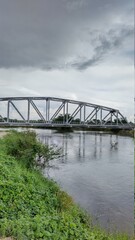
[0,131,133,239]
[3,130,61,169]
[114,129,134,138]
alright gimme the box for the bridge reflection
[39,131,119,164]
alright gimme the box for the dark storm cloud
[0,0,133,69]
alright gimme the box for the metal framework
[0,97,132,129]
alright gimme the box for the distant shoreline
[0,127,134,137]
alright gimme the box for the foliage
[0,132,133,240]
[52,114,72,123]
[3,130,61,168]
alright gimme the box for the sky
[0,0,134,121]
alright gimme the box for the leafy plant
[3,130,61,168]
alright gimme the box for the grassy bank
[0,131,133,239]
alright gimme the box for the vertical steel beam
[95,108,97,125]
[80,106,82,123]
[46,99,48,122]
[63,102,65,123]
[112,111,118,125]
[66,102,68,123]
[84,105,86,123]
[116,111,118,125]
[110,113,112,125]
[27,100,30,123]
[47,99,50,122]
[7,101,10,122]
[100,108,102,125]
[113,111,123,125]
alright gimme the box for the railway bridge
[0,97,133,130]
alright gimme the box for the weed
[0,131,133,240]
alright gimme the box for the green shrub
[3,130,61,168]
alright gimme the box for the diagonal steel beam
[84,108,95,123]
[68,104,83,123]
[66,102,69,123]
[0,115,5,122]
[88,108,100,123]
[50,102,65,121]
[84,107,99,123]
[30,100,45,121]
[102,111,111,124]
[103,116,112,125]
[112,111,125,126]
[10,101,26,121]
[103,112,114,125]
[118,111,130,124]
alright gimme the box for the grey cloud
[71,25,133,70]
[0,0,133,70]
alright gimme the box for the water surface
[30,129,135,234]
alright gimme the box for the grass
[0,131,133,239]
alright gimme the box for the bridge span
[0,97,133,130]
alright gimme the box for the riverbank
[55,128,134,137]
[0,126,134,137]
[0,131,133,239]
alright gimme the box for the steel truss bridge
[0,97,133,130]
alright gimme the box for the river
[1,128,133,235]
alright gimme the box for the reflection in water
[40,132,120,163]
[78,132,85,161]
[62,135,68,163]
[37,130,134,235]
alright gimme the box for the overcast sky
[0,0,134,120]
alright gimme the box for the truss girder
[0,97,118,111]
[0,97,132,129]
